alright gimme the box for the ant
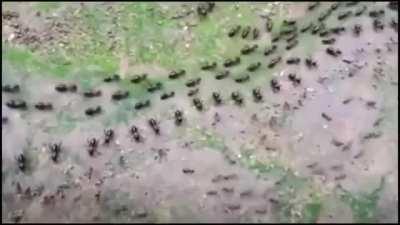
[87,138,98,156]
[134,100,151,110]
[338,11,352,20]
[6,100,27,110]
[16,153,26,171]
[241,26,251,38]
[354,5,367,16]
[390,19,398,32]
[271,34,280,43]
[308,2,320,11]
[231,91,243,105]
[326,47,342,57]
[169,69,186,79]
[212,92,222,105]
[264,45,277,56]
[300,22,313,33]
[228,25,241,37]
[266,19,273,32]
[148,118,160,135]
[252,28,260,40]
[130,125,142,142]
[193,98,203,111]
[305,57,318,69]
[286,39,298,50]
[235,75,250,83]
[111,90,129,101]
[286,57,300,65]
[353,24,362,37]
[160,91,175,100]
[270,79,281,93]
[373,19,384,31]
[268,56,282,68]
[187,88,199,97]
[131,74,147,83]
[49,142,61,162]
[35,102,53,111]
[330,26,346,35]
[147,82,163,93]
[174,110,184,125]
[2,84,20,93]
[286,33,297,43]
[186,78,201,88]
[103,74,120,82]
[215,70,230,80]
[83,90,101,98]
[283,19,296,26]
[322,38,336,45]
[55,83,77,93]
[241,44,258,55]
[288,73,301,86]
[85,106,102,116]
[247,62,261,72]
[252,88,263,102]
[201,61,217,70]
[369,9,385,18]
[223,57,240,67]
[104,129,114,145]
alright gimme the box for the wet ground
[2,2,398,223]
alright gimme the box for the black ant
[270,79,281,93]
[34,102,53,111]
[147,82,163,93]
[174,110,184,126]
[135,100,150,110]
[130,125,142,142]
[49,142,61,162]
[247,62,261,72]
[300,22,313,33]
[16,153,26,171]
[321,112,332,121]
[326,47,342,57]
[160,91,175,100]
[319,29,330,37]
[6,100,27,110]
[148,118,160,135]
[308,2,320,11]
[312,23,325,34]
[228,25,241,37]
[131,74,147,83]
[271,34,280,43]
[231,91,243,105]
[373,19,384,31]
[369,9,385,18]
[87,138,98,156]
[280,26,297,36]
[353,24,362,37]
[111,90,129,101]
[264,45,277,56]
[330,3,340,11]
[241,26,251,38]
[104,129,114,145]
[266,19,273,32]
[330,26,346,35]
[235,75,250,83]
[241,44,258,55]
[187,88,199,97]
[2,84,20,93]
[212,92,222,105]
[201,61,217,70]
[252,27,260,40]
[197,2,214,17]
[215,70,230,80]
[169,69,186,79]
[283,19,296,26]
[390,19,398,32]
[193,98,203,111]
[286,33,297,43]
[322,38,336,45]
[186,78,201,87]
[388,2,397,11]
[55,83,76,93]
[85,106,102,116]
[182,168,195,174]
[288,73,301,86]
[286,39,298,50]
[83,90,101,98]
[268,56,282,68]
[223,57,240,67]
[103,74,120,82]
[252,88,263,102]
[305,57,318,69]
[286,57,300,65]
[318,10,332,22]
[354,5,367,16]
[338,11,352,20]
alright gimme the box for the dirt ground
[2,2,398,223]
